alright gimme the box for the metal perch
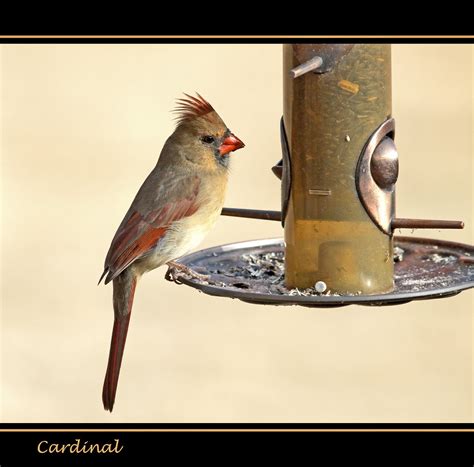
[221,207,464,230]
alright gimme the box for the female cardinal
[99,94,244,412]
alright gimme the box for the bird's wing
[100,174,201,284]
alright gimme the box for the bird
[98,93,245,412]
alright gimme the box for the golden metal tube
[283,44,394,294]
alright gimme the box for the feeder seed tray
[166,236,474,307]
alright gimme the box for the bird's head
[170,93,245,171]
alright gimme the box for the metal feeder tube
[283,44,394,294]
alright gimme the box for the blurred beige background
[1,44,472,422]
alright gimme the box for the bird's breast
[169,202,223,258]
[131,177,227,276]
[136,200,223,275]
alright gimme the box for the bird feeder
[166,44,473,307]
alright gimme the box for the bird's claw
[164,267,183,284]
[165,261,209,283]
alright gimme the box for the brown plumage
[99,93,244,412]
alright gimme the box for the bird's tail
[102,268,137,412]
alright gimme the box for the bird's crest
[173,93,214,125]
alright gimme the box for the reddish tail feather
[102,270,137,412]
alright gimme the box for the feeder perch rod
[289,56,323,78]
[392,218,464,230]
[221,207,282,222]
[220,208,464,230]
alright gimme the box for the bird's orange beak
[219,133,245,156]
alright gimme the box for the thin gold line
[1,429,474,432]
[0,35,473,39]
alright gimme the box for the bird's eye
[201,135,215,144]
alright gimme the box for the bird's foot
[165,261,209,283]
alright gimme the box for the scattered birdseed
[338,79,360,94]
[315,281,327,293]
[430,253,457,264]
[393,246,404,262]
